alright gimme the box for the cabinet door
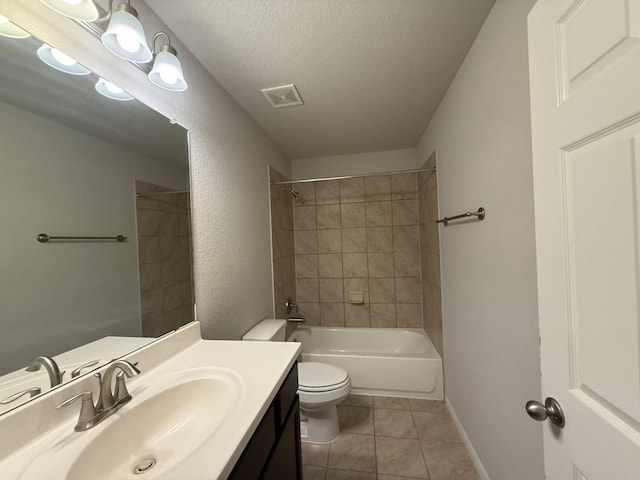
[262,398,302,480]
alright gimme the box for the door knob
[525,397,565,428]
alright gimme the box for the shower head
[282,187,299,198]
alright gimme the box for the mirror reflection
[0,28,193,414]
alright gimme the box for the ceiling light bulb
[101,4,152,63]
[158,66,179,85]
[105,81,124,95]
[0,14,31,39]
[148,46,187,92]
[50,48,77,66]
[116,32,140,54]
[39,0,99,22]
[37,44,91,75]
[95,78,134,101]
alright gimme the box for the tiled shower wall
[292,174,423,328]
[418,169,443,355]
[136,180,194,337]
[269,168,297,338]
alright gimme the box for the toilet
[243,319,351,443]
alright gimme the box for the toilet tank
[242,319,287,341]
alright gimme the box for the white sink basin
[19,368,242,480]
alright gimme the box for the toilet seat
[298,362,349,392]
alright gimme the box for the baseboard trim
[445,397,491,480]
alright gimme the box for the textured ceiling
[0,33,188,169]
[148,0,496,159]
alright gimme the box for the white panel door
[528,0,640,478]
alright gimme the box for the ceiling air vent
[261,84,304,108]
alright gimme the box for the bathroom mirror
[0,25,194,414]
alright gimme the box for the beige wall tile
[297,278,319,302]
[393,225,419,252]
[160,236,180,262]
[370,303,396,327]
[317,229,342,253]
[391,173,418,200]
[159,211,179,234]
[366,226,393,252]
[392,200,418,225]
[296,254,318,278]
[294,205,317,230]
[394,251,421,278]
[342,227,367,253]
[339,177,365,203]
[295,230,318,254]
[345,303,370,327]
[317,204,341,229]
[397,303,422,328]
[343,253,368,277]
[140,263,162,292]
[318,253,343,278]
[344,277,369,303]
[138,236,162,264]
[141,288,162,315]
[369,278,396,303]
[297,302,320,325]
[319,278,344,302]
[341,203,366,227]
[368,252,394,277]
[292,182,316,206]
[365,201,392,226]
[364,175,391,202]
[320,302,345,327]
[396,278,422,303]
[316,180,340,205]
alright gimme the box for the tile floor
[301,395,480,480]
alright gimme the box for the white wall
[0,100,188,373]
[0,1,291,340]
[292,148,417,179]
[416,1,544,479]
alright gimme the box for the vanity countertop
[0,323,302,480]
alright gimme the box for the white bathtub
[289,327,443,400]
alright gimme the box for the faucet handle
[71,359,100,378]
[0,387,42,405]
[114,371,132,404]
[56,392,97,431]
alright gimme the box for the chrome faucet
[100,360,140,409]
[57,360,140,432]
[25,356,64,388]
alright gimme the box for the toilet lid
[298,362,349,390]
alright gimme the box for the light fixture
[0,14,31,39]
[101,1,152,63]
[39,0,99,22]
[95,78,134,101]
[148,32,187,92]
[37,44,91,75]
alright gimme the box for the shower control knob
[525,397,565,428]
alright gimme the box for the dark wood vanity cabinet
[228,363,302,480]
